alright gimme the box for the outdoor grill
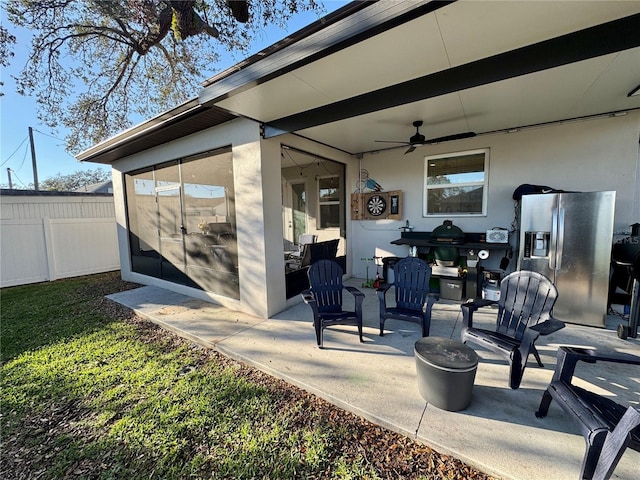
[430,220,465,244]
[430,220,465,267]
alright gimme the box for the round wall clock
[366,194,387,216]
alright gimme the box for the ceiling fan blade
[424,132,476,144]
[374,140,411,144]
[404,145,416,155]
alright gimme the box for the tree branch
[168,1,219,40]
[6,0,325,152]
[156,42,177,77]
[102,49,135,103]
[136,4,173,54]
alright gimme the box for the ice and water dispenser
[523,231,550,258]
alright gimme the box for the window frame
[423,148,490,217]
[317,174,341,229]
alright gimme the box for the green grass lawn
[1,273,484,480]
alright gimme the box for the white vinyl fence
[1,191,120,287]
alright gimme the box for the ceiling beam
[263,13,640,138]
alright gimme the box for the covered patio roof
[79,0,640,164]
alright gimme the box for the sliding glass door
[125,149,239,299]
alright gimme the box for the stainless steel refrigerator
[517,191,615,327]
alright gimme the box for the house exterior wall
[107,111,638,315]
[0,194,118,287]
[109,119,356,317]
[350,111,640,278]
[112,118,269,316]
[260,138,288,310]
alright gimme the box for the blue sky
[0,2,347,188]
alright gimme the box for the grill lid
[431,220,465,244]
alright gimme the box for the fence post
[43,217,56,281]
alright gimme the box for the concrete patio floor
[107,279,640,480]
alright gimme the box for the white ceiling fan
[375,120,476,154]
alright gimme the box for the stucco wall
[105,111,638,315]
[350,111,640,278]
[108,118,356,317]
[110,118,273,317]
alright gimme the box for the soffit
[81,1,640,164]
[215,12,450,120]
[77,105,236,164]
[296,48,640,154]
[208,1,640,155]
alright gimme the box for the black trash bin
[414,337,479,411]
[382,256,401,284]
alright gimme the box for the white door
[282,179,307,245]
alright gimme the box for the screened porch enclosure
[281,146,347,299]
[124,148,239,299]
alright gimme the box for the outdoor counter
[390,231,512,254]
[390,231,513,299]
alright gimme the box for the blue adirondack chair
[302,259,365,348]
[377,257,436,337]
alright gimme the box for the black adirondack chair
[536,346,640,480]
[378,257,436,337]
[460,270,564,389]
[302,259,365,348]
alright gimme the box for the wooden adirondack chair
[302,259,364,348]
[460,270,564,389]
[536,346,640,480]
[378,257,436,337]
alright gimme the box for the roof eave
[76,98,202,163]
[198,0,453,106]
[77,1,450,164]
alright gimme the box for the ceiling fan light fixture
[410,133,426,143]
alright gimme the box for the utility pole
[28,126,39,191]
[7,168,13,189]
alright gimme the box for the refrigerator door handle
[550,207,559,270]
[556,207,565,271]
